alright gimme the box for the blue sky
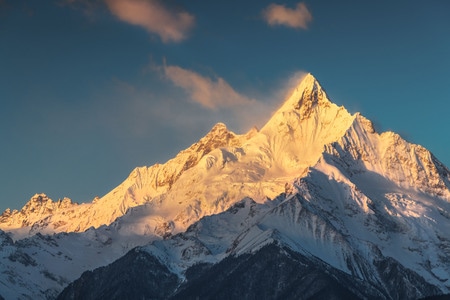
[1,0,449,212]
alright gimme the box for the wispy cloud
[162,64,256,110]
[104,0,195,43]
[90,66,311,137]
[263,2,312,29]
[154,62,283,131]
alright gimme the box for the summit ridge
[277,73,329,116]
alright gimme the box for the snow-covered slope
[59,196,444,299]
[1,73,449,299]
[259,73,355,175]
[0,222,160,299]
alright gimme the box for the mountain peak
[208,122,228,135]
[200,122,235,146]
[285,73,330,116]
[259,73,356,174]
[300,72,318,88]
[261,73,349,131]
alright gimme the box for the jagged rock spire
[276,73,330,117]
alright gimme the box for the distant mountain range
[1,74,449,299]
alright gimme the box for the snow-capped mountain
[0,74,359,239]
[1,73,449,299]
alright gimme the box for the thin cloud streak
[163,64,257,110]
[263,2,312,29]
[104,0,195,43]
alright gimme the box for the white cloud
[104,0,195,43]
[263,2,312,29]
[163,64,256,110]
